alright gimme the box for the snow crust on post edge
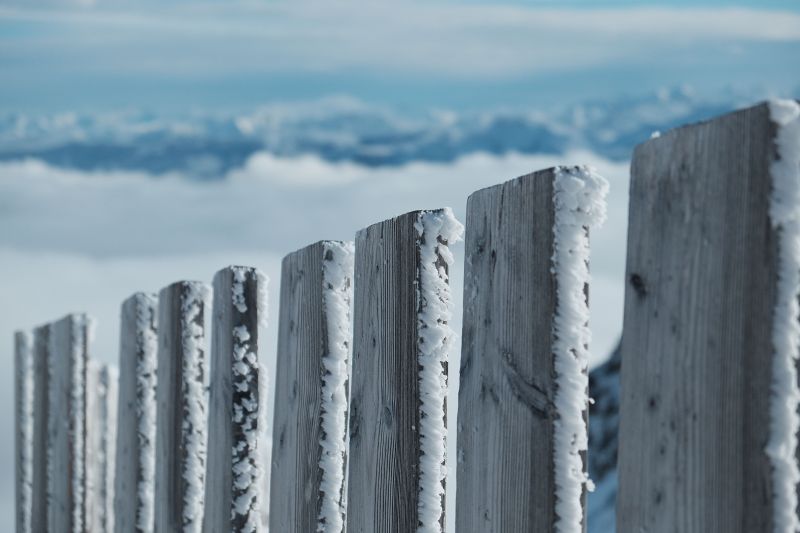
[134,292,158,531]
[229,267,269,532]
[181,283,211,533]
[102,364,119,533]
[767,99,800,533]
[551,166,608,532]
[317,241,355,533]
[414,208,464,533]
[16,331,34,533]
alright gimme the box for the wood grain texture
[269,242,328,533]
[455,170,564,532]
[115,293,158,533]
[204,267,265,532]
[154,282,209,533]
[31,325,50,533]
[617,103,780,532]
[346,211,450,533]
[15,330,33,533]
[47,314,91,532]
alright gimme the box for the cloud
[0,3,798,78]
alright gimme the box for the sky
[1,1,799,531]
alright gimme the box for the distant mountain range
[0,87,778,178]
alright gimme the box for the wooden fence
[12,100,800,532]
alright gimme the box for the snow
[102,364,119,533]
[16,331,34,533]
[180,283,211,533]
[228,267,268,532]
[134,292,158,531]
[766,98,800,533]
[70,315,90,533]
[317,241,355,533]
[551,166,608,532]
[414,208,464,533]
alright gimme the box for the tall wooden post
[269,242,354,533]
[15,330,34,533]
[47,313,93,532]
[455,168,606,533]
[115,293,159,533]
[88,362,119,533]
[204,267,268,532]
[346,210,462,533]
[30,325,50,533]
[154,281,210,533]
[617,102,800,532]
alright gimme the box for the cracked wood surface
[455,169,567,532]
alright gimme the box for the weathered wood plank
[15,330,34,533]
[88,362,119,533]
[154,281,210,533]
[204,266,268,532]
[47,314,93,532]
[616,103,783,532]
[269,241,354,533]
[455,167,603,533]
[114,293,158,533]
[455,170,559,532]
[30,325,50,533]
[346,210,460,533]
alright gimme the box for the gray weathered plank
[204,266,268,532]
[346,210,457,533]
[88,362,119,533]
[154,281,210,533]
[269,241,354,533]
[114,293,158,533]
[616,103,782,532]
[455,170,561,532]
[15,330,34,533]
[47,314,93,532]
[31,325,50,533]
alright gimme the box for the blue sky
[1,0,798,113]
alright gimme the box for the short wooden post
[87,362,119,533]
[30,325,50,533]
[114,293,158,533]
[154,281,211,533]
[346,210,462,533]
[15,330,34,533]
[47,313,93,532]
[455,168,607,533]
[616,102,800,532]
[204,266,269,532]
[269,242,354,533]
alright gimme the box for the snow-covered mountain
[0,87,770,178]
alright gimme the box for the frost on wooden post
[16,330,34,533]
[766,99,800,533]
[551,166,608,532]
[47,314,94,533]
[182,283,211,533]
[88,362,119,532]
[317,241,355,533]
[228,267,269,532]
[101,364,119,533]
[414,208,464,533]
[135,292,158,531]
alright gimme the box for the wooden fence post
[269,241,354,533]
[154,281,211,533]
[114,293,158,533]
[87,362,119,533]
[455,168,607,533]
[617,101,800,532]
[346,210,462,533]
[31,324,50,533]
[47,313,93,532]
[15,330,34,533]
[204,266,268,532]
